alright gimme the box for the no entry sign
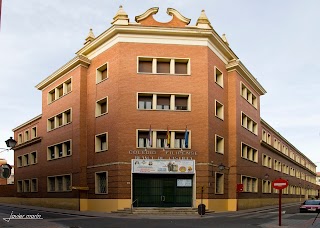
[272,178,288,190]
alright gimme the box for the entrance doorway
[133,174,193,207]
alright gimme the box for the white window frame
[215,172,224,194]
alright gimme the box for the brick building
[9,6,318,212]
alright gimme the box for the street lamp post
[0,137,17,179]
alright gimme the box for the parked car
[300,200,320,213]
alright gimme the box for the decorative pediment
[135,7,191,27]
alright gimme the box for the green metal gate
[133,174,193,207]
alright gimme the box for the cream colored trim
[13,114,42,132]
[137,56,191,75]
[87,162,130,169]
[240,141,258,163]
[96,62,109,84]
[47,173,72,192]
[47,77,73,105]
[240,81,258,109]
[137,92,191,111]
[214,66,223,88]
[215,134,224,154]
[36,55,90,90]
[215,99,224,120]
[95,171,108,194]
[136,128,191,149]
[135,7,159,22]
[241,111,258,135]
[76,25,238,63]
[95,96,108,117]
[47,108,72,132]
[227,60,266,95]
[30,150,38,165]
[31,178,38,193]
[95,132,108,152]
[47,139,72,161]
[166,8,191,24]
[215,172,224,194]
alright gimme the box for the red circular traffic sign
[272,178,288,190]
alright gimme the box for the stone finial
[111,5,129,25]
[196,10,212,29]
[84,28,95,45]
[222,34,229,46]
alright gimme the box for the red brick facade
[10,6,319,212]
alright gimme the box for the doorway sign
[272,178,289,226]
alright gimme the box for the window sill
[215,82,224,88]
[215,151,224,155]
[241,125,258,136]
[215,115,224,121]
[137,109,191,112]
[95,193,108,195]
[48,91,72,105]
[95,149,108,153]
[138,72,190,76]
[47,154,72,161]
[47,122,72,132]
[95,112,108,118]
[96,78,109,85]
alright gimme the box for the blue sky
[1,0,320,169]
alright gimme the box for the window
[274,159,281,172]
[174,132,189,149]
[47,109,72,131]
[31,126,37,139]
[23,154,29,166]
[138,131,151,148]
[18,133,23,144]
[23,179,30,192]
[156,95,170,110]
[241,142,258,163]
[31,179,38,192]
[214,67,223,87]
[47,174,71,192]
[156,131,168,148]
[138,58,152,73]
[24,130,29,141]
[96,97,108,117]
[175,96,188,110]
[95,133,108,152]
[137,93,191,111]
[262,154,272,168]
[17,180,23,193]
[96,63,108,83]
[215,100,224,120]
[241,112,258,135]
[47,140,72,160]
[215,135,224,154]
[95,172,108,194]
[138,129,190,149]
[262,180,271,193]
[215,173,224,194]
[157,59,170,73]
[48,78,72,103]
[30,151,37,164]
[138,57,190,75]
[241,82,257,108]
[138,94,153,109]
[241,176,258,192]
[17,156,23,167]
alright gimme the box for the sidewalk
[0,202,301,219]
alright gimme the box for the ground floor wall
[0,197,303,213]
[0,197,78,210]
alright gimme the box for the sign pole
[279,189,282,226]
